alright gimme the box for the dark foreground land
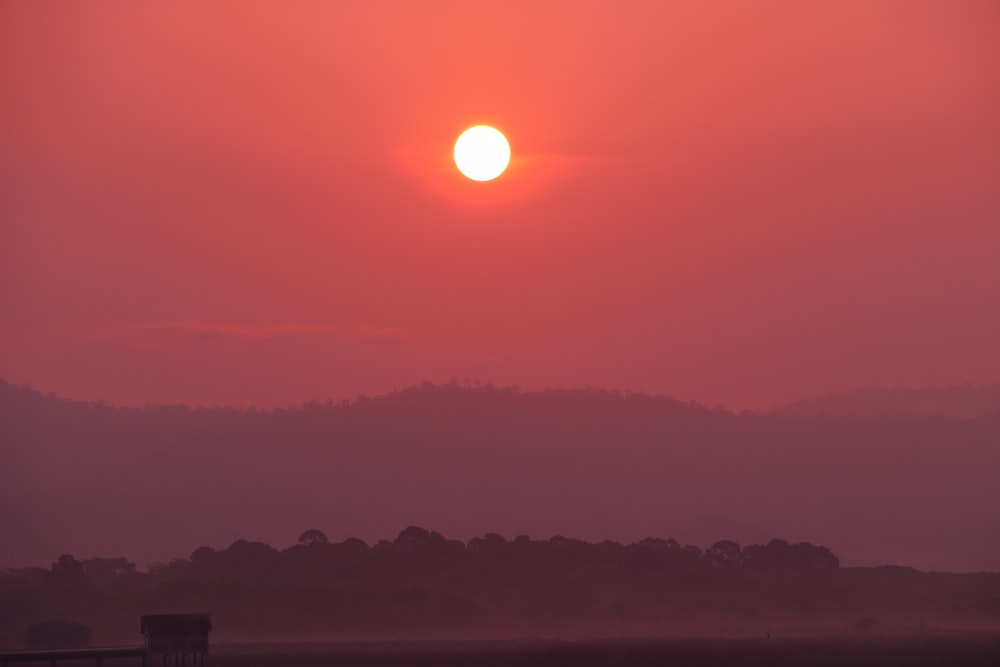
[208,638,1000,667]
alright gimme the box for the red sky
[2,1,998,409]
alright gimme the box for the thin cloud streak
[134,321,405,342]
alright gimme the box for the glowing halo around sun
[454,126,511,181]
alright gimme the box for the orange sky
[2,1,998,409]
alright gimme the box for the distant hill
[2,379,998,574]
[772,384,1000,419]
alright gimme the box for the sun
[454,126,510,182]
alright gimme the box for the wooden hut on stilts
[140,615,212,667]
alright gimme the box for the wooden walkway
[0,647,149,667]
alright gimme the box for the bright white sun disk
[454,126,510,181]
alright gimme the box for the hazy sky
[2,1,998,409]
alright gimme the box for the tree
[468,533,508,557]
[82,557,136,581]
[298,529,329,546]
[394,526,433,553]
[49,554,87,586]
[190,546,217,564]
[742,539,840,572]
[706,540,744,568]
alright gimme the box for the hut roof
[140,614,212,635]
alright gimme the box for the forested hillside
[2,380,998,572]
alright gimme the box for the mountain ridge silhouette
[2,379,997,573]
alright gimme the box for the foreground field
[210,637,1000,667]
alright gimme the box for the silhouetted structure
[0,615,211,667]
[0,647,148,667]
[140,615,211,667]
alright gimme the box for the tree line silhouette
[3,528,998,645]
